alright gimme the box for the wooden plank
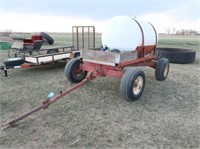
[25,53,71,64]
[54,53,71,60]
[25,57,37,63]
[38,56,53,64]
[33,52,70,58]
[40,45,73,51]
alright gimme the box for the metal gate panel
[72,26,95,50]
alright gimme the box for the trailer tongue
[1,76,93,128]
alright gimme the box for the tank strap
[148,22,158,44]
[132,18,144,46]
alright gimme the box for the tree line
[165,28,199,35]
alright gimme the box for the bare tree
[165,28,171,34]
[172,27,176,34]
[176,29,199,35]
[189,30,198,35]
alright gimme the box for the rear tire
[156,48,196,64]
[64,58,87,83]
[155,58,169,81]
[120,68,145,101]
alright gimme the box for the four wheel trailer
[1,21,170,128]
[2,47,170,128]
[65,49,169,101]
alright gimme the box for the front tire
[64,58,87,83]
[120,68,145,101]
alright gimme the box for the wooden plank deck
[25,52,71,64]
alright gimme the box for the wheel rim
[164,64,169,78]
[74,67,82,77]
[133,76,143,95]
[73,66,85,80]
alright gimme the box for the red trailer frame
[80,46,157,79]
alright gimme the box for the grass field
[0,34,199,148]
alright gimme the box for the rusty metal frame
[81,61,124,78]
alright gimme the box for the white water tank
[101,15,158,52]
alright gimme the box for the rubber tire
[64,58,87,83]
[156,48,196,64]
[40,32,54,45]
[47,49,59,54]
[155,58,169,81]
[74,52,80,58]
[120,68,145,102]
[4,57,25,67]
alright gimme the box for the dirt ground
[0,34,199,148]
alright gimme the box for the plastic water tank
[101,15,158,52]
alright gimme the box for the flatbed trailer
[1,45,80,77]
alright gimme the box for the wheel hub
[164,64,169,78]
[133,76,143,95]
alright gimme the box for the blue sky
[0,0,199,33]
